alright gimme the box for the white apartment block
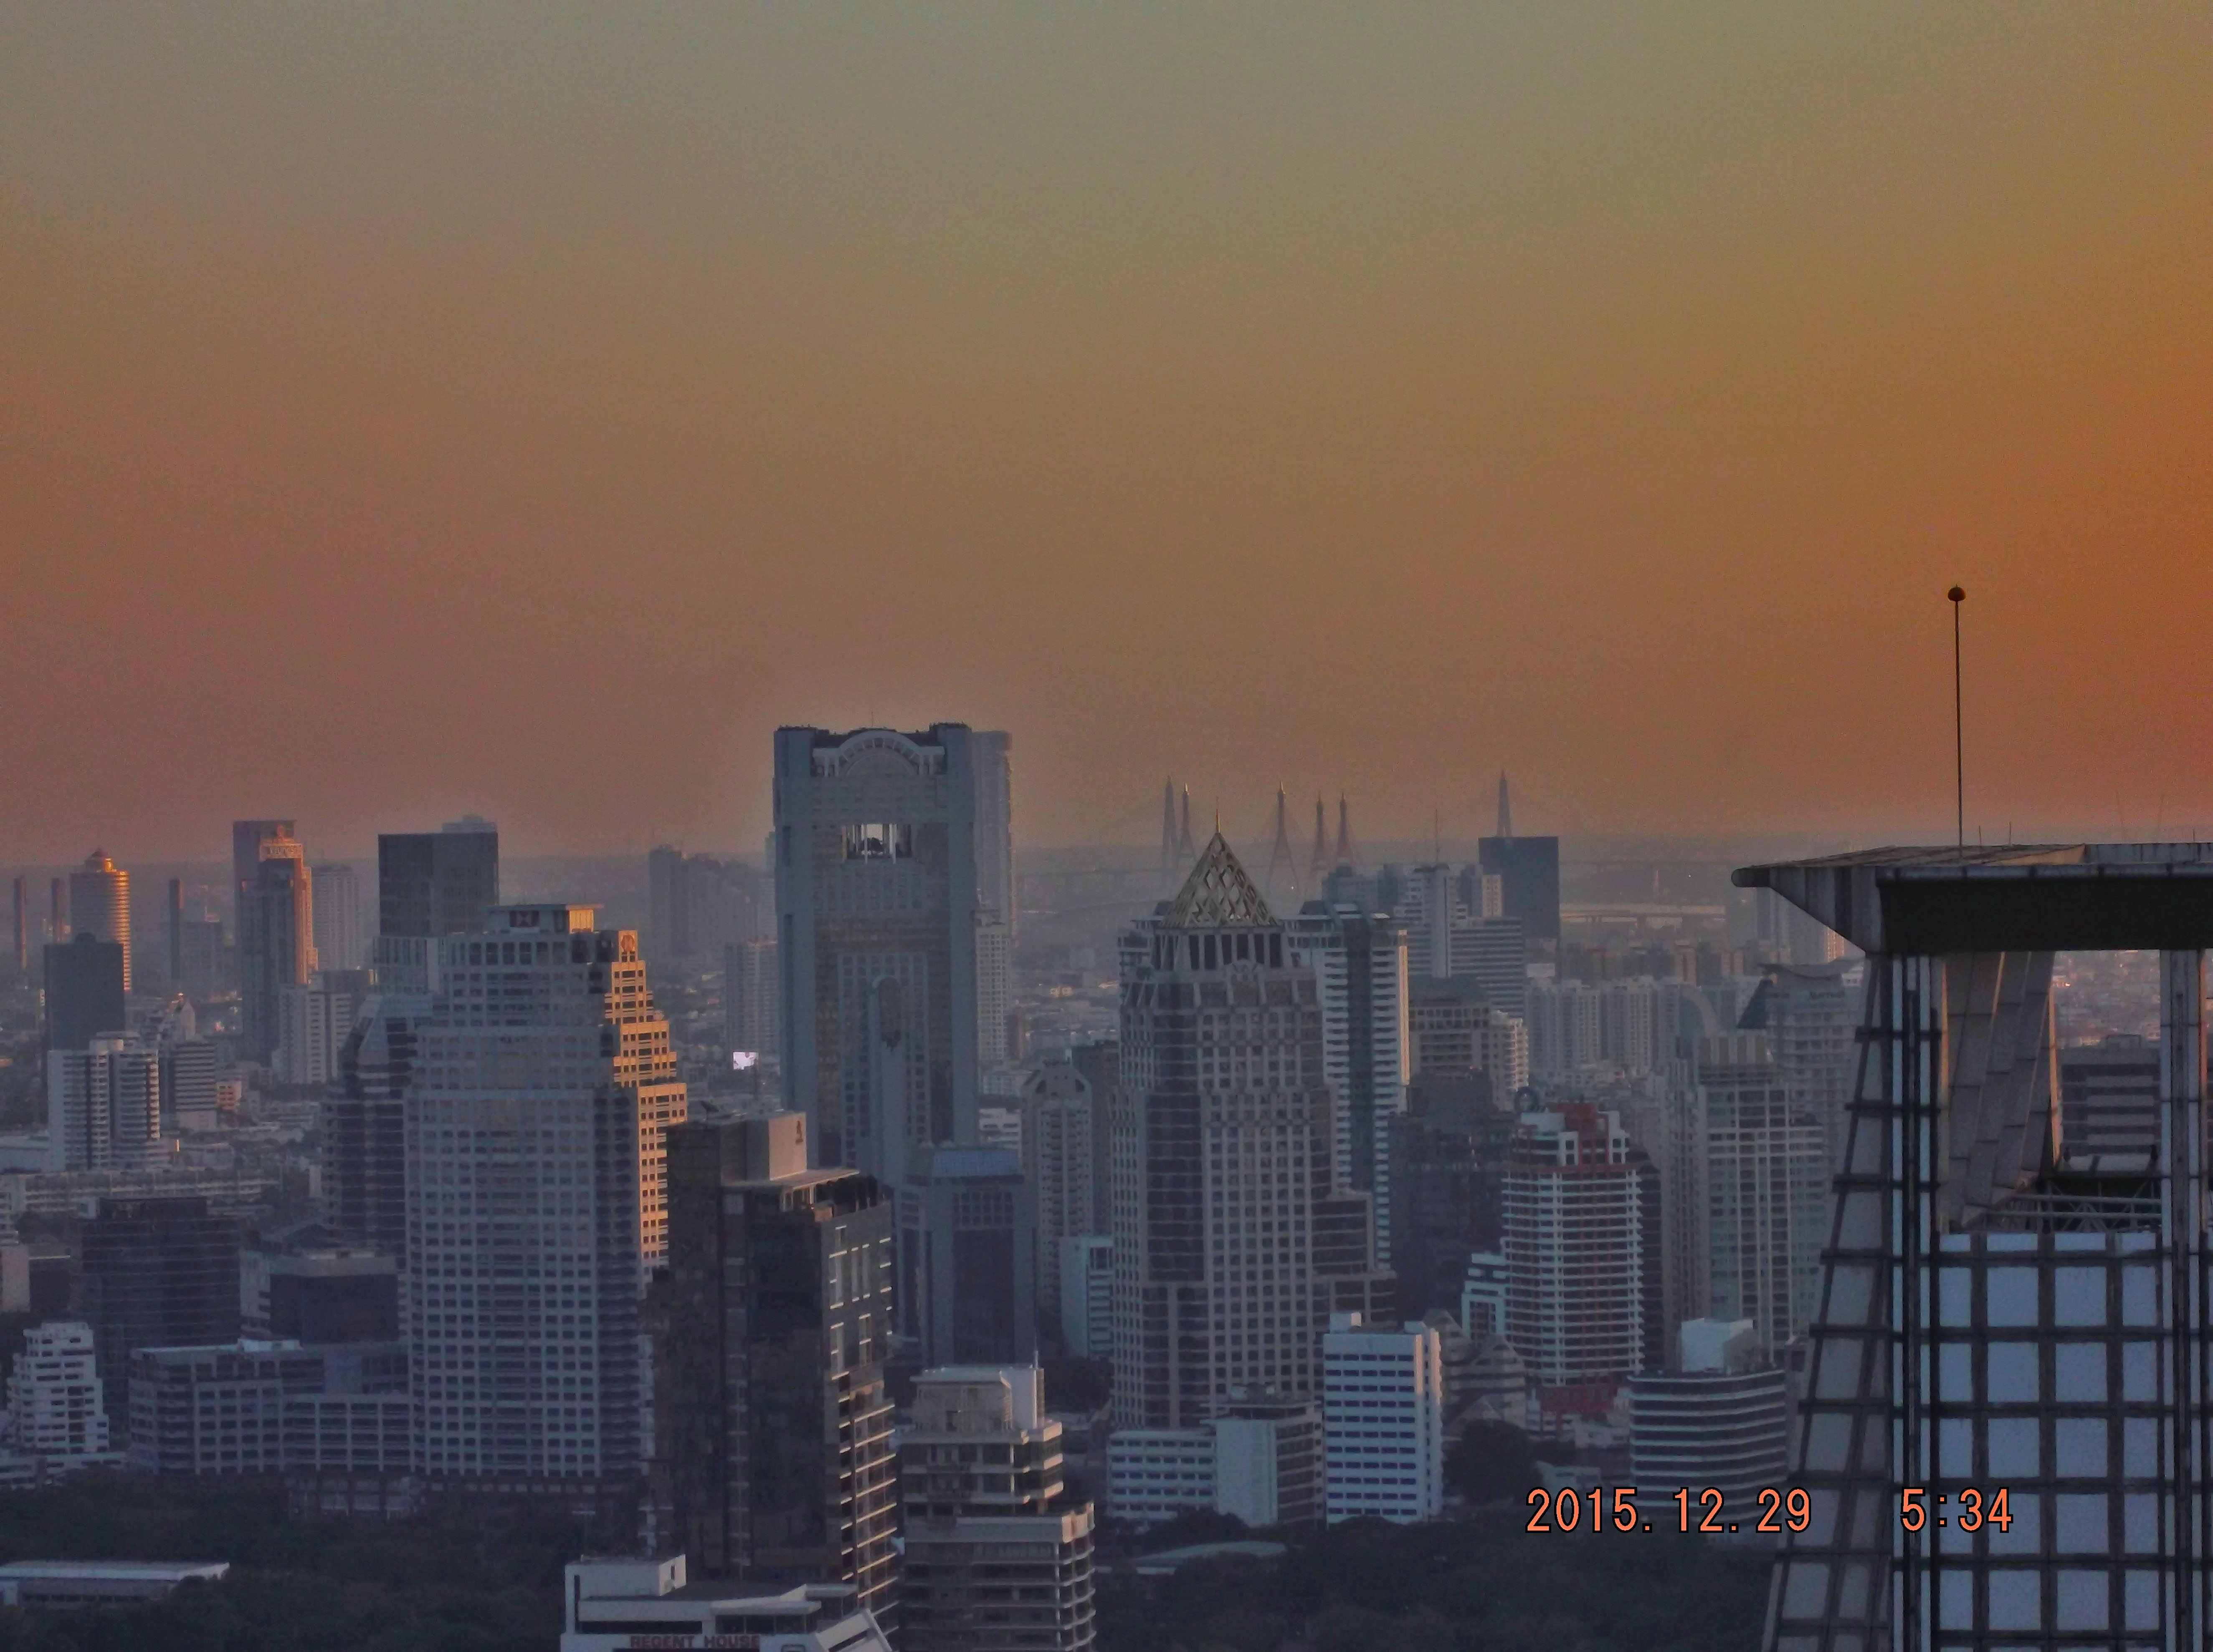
[275,972,365,1088]
[1322,1313,1444,1524]
[1105,1428,1218,1527]
[46,1036,160,1173]
[405,905,686,1493]
[7,1321,112,1460]
[1504,1106,1653,1391]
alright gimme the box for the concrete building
[1502,1105,1660,1400]
[237,827,315,1063]
[975,911,1013,1072]
[1388,1072,1512,1319]
[66,851,130,993]
[723,937,780,1060]
[562,1559,891,1652]
[2056,1032,2160,1163]
[1739,843,2213,1651]
[1408,985,1529,1094]
[1022,1057,1096,1321]
[78,1197,242,1426]
[161,1037,219,1132]
[0,1561,228,1610]
[898,1145,1036,1369]
[1626,1319,1788,1527]
[1461,1252,1507,1338]
[309,862,364,972]
[327,991,428,1260]
[1478,777,1560,943]
[6,1321,113,1466]
[1738,961,1861,1172]
[42,933,125,1055]
[1105,1393,1322,1530]
[126,1339,408,1477]
[656,1113,897,1623]
[46,1034,160,1173]
[373,817,499,992]
[1111,835,1390,1429]
[772,724,1013,1172]
[404,904,686,1498]
[648,848,763,970]
[899,1365,1096,1652]
[1285,903,1410,1256]
[242,1249,400,1344]
[274,969,369,1088]
[1057,1235,1114,1360]
[1321,1313,1444,1525]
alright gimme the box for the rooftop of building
[1122,1541,1286,1578]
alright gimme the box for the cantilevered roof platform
[1733,843,2213,954]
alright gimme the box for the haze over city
[8,4,2212,860]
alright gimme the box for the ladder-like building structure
[1741,845,2213,1652]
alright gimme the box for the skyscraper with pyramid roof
[1109,834,1393,1429]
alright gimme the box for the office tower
[1625,1319,1788,1524]
[1751,885,1847,968]
[1058,1236,1114,1359]
[9,874,25,982]
[898,1146,1037,1368]
[67,850,130,993]
[1286,903,1410,1255]
[658,1113,897,1621]
[309,862,364,971]
[1739,959,1861,1169]
[326,993,428,1259]
[8,1322,113,1464]
[46,1035,160,1173]
[1666,1033,1828,1358]
[1067,1041,1119,1255]
[273,969,368,1086]
[723,939,780,1060]
[974,912,1012,1070]
[373,817,499,991]
[127,1340,408,1479]
[42,934,126,1053]
[1477,775,1560,944]
[1105,1392,1322,1529]
[651,849,765,969]
[232,818,292,917]
[1407,980,1529,1092]
[160,877,182,988]
[177,915,226,998]
[160,1037,218,1132]
[1388,1072,1512,1320]
[1460,1252,1507,1337]
[899,1364,1095,1652]
[565,1561,894,1652]
[261,1252,400,1343]
[1321,1312,1445,1525]
[238,829,314,1063]
[1111,834,1388,1428]
[772,724,1013,1171]
[1524,978,1604,1078]
[406,905,686,1496]
[1502,1103,1661,1401]
[647,845,686,964]
[79,1197,242,1424]
[1021,1056,1095,1322]
[2057,1032,2160,1161]
[1734,843,2213,1652]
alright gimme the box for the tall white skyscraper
[310,862,364,971]
[1286,904,1410,1254]
[46,1035,160,1172]
[404,904,687,1495]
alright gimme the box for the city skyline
[7,6,2211,860]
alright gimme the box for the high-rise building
[8,1322,114,1465]
[46,1035,160,1173]
[1321,1312,1445,1525]
[1021,1056,1095,1321]
[1387,1071,1512,1320]
[1668,1033,1829,1359]
[165,878,184,989]
[1111,835,1389,1428]
[327,993,428,1260]
[898,1146,1037,1369]
[1478,778,1560,943]
[974,912,1013,1071]
[274,969,369,1087]
[160,1037,219,1132]
[42,934,126,1054]
[1286,903,1410,1257]
[657,1112,897,1622]
[722,939,780,1060]
[309,862,364,972]
[1067,1041,1119,1255]
[772,724,1013,1171]
[1738,960,1861,1169]
[374,817,499,992]
[1058,1235,1114,1359]
[78,1197,242,1425]
[67,851,130,994]
[649,850,765,969]
[1104,1393,1323,1530]
[1502,1104,1661,1401]
[899,1365,1095,1652]
[1407,980,1529,1093]
[404,904,686,1497]
[9,875,26,983]
[238,829,314,1063]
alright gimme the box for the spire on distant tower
[1160,778,1178,878]
[1308,797,1329,888]
[1265,785,1298,905]
[1334,794,1354,870]
[1496,772,1513,840]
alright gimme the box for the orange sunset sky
[4,5,2210,860]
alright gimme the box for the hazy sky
[5,4,2210,860]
